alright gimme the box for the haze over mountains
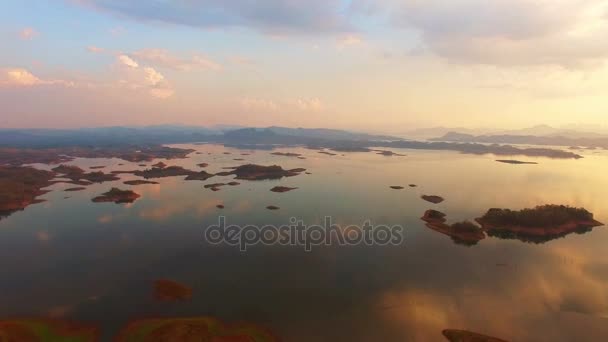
[431,125,608,149]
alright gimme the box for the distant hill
[431,131,608,149]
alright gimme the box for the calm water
[1,144,608,341]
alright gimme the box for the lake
[1,144,607,341]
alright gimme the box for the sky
[1,0,608,132]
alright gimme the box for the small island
[390,186,404,190]
[271,152,302,157]
[476,205,603,243]
[270,186,298,193]
[223,164,306,180]
[52,165,120,183]
[496,159,538,165]
[422,195,445,204]
[116,166,215,181]
[422,210,485,246]
[92,188,141,204]
[442,329,508,342]
[64,187,86,192]
[123,180,159,185]
[266,205,280,210]
[375,150,406,157]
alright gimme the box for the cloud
[0,68,74,87]
[19,27,39,40]
[240,96,324,112]
[378,0,608,67]
[87,46,104,53]
[132,49,221,71]
[337,35,363,48]
[115,55,174,99]
[117,54,139,68]
[74,0,351,34]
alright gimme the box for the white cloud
[117,55,139,68]
[114,54,175,99]
[132,49,221,71]
[0,68,74,87]
[19,27,39,40]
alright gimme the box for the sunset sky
[2,0,608,132]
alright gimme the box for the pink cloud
[19,27,39,40]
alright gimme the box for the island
[123,180,159,185]
[115,166,214,181]
[266,205,280,210]
[271,152,302,157]
[222,164,306,180]
[476,205,604,243]
[154,279,192,302]
[52,165,120,183]
[442,329,508,342]
[92,188,141,204]
[422,210,486,246]
[197,163,209,167]
[0,166,55,220]
[204,183,228,191]
[422,195,445,204]
[390,186,404,190]
[375,150,406,156]
[64,187,86,192]
[270,186,298,193]
[496,159,538,165]
[0,145,194,166]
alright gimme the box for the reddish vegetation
[152,161,167,168]
[270,186,298,193]
[227,182,240,186]
[92,188,140,204]
[422,195,445,204]
[422,210,485,246]
[318,151,337,156]
[115,317,278,342]
[409,184,417,187]
[154,279,193,302]
[217,204,225,209]
[475,205,604,243]
[89,166,105,169]
[442,329,508,342]
[198,163,209,167]
[0,319,98,341]
[0,166,55,219]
